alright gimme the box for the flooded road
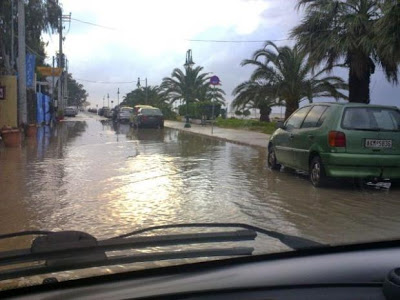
[1,113,400,253]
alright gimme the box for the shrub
[215,117,276,134]
[178,102,221,119]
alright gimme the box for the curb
[164,124,268,150]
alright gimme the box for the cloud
[42,0,399,108]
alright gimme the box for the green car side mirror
[276,121,285,129]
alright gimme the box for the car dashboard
[2,240,400,299]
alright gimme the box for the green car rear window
[342,107,400,131]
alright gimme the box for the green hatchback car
[268,103,400,187]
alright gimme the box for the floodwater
[1,113,400,255]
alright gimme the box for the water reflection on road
[1,113,400,253]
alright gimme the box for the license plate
[365,139,392,149]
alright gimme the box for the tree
[66,74,88,107]
[0,0,61,74]
[291,0,400,104]
[232,80,277,122]
[375,0,400,65]
[160,66,225,105]
[121,85,165,107]
[234,110,243,117]
[120,85,176,119]
[234,41,348,120]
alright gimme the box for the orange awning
[36,66,63,77]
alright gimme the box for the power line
[187,38,292,43]
[26,44,47,60]
[75,78,136,84]
[70,17,117,31]
[69,17,292,43]
[14,33,48,59]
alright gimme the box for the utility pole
[17,0,27,125]
[117,88,120,106]
[64,58,68,107]
[52,56,55,104]
[103,96,105,107]
[107,93,110,107]
[137,77,148,104]
[58,10,63,111]
[11,0,15,71]
[145,78,148,105]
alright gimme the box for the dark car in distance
[130,107,164,129]
[64,106,77,117]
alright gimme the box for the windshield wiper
[109,223,324,250]
[0,223,324,281]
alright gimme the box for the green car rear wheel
[310,156,327,187]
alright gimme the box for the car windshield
[141,109,162,116]
[342,107,400,131]
[1,0,400,292]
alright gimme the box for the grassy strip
[215,117,276,134]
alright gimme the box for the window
[141,109,163,116]
[342,107,400,131]
[316,107,330,127]
[301,106,329,128]
[285,107,311,131]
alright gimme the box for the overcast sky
[43,0,399,110]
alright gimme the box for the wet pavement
[165,120,270,148]
[1,112,400,254]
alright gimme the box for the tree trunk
[285,100,299,120]
[348,53,373,103]
[258,104,271,122]
[259,112,270,122]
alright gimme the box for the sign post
[209,75,220,134]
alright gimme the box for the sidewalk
[164,121,270,149]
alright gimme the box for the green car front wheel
[268,147,281,170]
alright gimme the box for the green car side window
[285,107,311,131]
[316,107,330,127]
[302,106,329,128]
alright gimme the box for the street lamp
[183,49,195,128]
[137,77,148,104]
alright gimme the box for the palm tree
[161,66,225,105]
[232,81,277,122]
[234,41,348,120]
[122,85,164,107]
[121,85,176,118]
[291,0,399,104]
[375,0,400,64]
